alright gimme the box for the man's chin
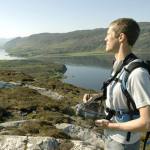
[105,49,112,53]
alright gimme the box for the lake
[59,53,150,91]
[54,55,112,91]
[1,49,149,91]
[63,64,111,91]
[0,49,25,88]
[0,49,112,91]
[0,49,23,60]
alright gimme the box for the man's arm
[95,105,150,132]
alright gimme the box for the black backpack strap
[122,60,149,110]
[143,132,150,150]
[101,53,138,100]
[101,70,121,99]
[121,60,149,142]
[105,107,116,120]
[126,61,149,73]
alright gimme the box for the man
[83,18,150,150]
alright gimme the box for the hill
[0,38,11,47]
[4,22,150,57]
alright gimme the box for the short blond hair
[110,18,140,46]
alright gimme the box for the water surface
[63,64,111,91]
[0,49,24,60]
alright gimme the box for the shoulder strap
[121,61,149,110]
[121,60,150,143]
[101,53,138,99]
[126,61,149,74]
[143,132,150,150]
[145,60,150,74]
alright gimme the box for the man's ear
[118,33,127,43]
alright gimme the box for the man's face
[104,25,120,53]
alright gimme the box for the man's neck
[115,44,132,61]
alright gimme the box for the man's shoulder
[123,59,150,84]
[130,67,149,78]
[125,59,150,76]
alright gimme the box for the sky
[0,0,150,38]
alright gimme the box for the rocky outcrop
[0,135,59,150]
[0,81,64,100]
[0,120,36,128]
[0,121,104,150]
[55,123,104,149]
[71,140,103,150]
[27,136,59,150]
[0,135,27,150]
[0,135,104,150]
[24,85,64,100]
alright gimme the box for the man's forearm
[108,118,150,132]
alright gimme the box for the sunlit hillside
[4,22,150,57]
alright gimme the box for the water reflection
[63,64,111,91]
[59,55,112,91]
[61,53,150,91]
[53,55,113,68]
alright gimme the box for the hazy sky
[0,0,150,38]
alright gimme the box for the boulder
[27,136,59,150]
[71,140,102,150]
[0,135,27,150]
[0,135,59,150]
[55,123,104,149]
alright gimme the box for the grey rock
[0,135,59,150]
[71,140,102,150]
[0,134,104,150]
[55,123,104,149]
[0,120,28,128]
[0,80,63,100]
[0,135,27,150]
[24,85,64,100]
[27,136,59,150]
[0,119,37,128]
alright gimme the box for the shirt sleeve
[127,68,150,109]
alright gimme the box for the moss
[1,120,71,139]
[0,68,93,140]
[59,140,74,150]
[0,70,34,82]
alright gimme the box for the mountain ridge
[4,22,150,57]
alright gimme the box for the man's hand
[83,93,93,103]
[83,93,103,103]
[95,119,110,128]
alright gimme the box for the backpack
[76,53,150,150]
[120,60,150,150]
[104,59,150,150]
[90,54,150,150]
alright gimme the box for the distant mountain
[135,22,150,51]
[0,38,11,47]
[4,22,150,57]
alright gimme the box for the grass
[0,68,91,139]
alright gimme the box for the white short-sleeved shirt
[105,60,150,144]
